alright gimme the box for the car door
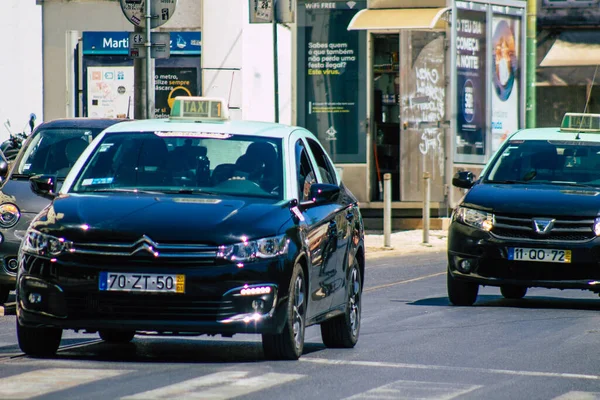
[293,137,340,319]
[305,137,354,310]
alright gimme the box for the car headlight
[217,234,289,262]
[21,229,73,257]
[453,206,494,232]
[0,203,20,228]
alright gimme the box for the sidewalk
[364,229,447,259]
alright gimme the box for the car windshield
[71,132,284,199]
[485,139,600,186]
[16,128,98,178]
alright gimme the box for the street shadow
[404,294,600,311]
[47,337,326,364]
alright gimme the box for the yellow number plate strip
[176,274,185,293]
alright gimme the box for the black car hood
[0,178,52,213]
[463,183,600,216]
[33,193,291,245]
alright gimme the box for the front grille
[64,292,235,321]
[69,238,219,263]
[492,214,596,242]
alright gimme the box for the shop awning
[347,8,449,31]
[541,31,600,67]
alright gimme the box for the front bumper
[448,222,600,292]
[17,254,291,335]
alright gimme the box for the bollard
[423,172,431,244]
[383,173,392,248]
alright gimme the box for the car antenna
[227,70,235,111]
[577,64,599,139]
[126,96,132,119]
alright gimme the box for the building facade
[0,1,42,144]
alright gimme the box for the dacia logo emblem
[533,218,555,235]
[132,235,160,257]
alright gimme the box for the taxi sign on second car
[561,112,600,133]
[169,97,229,121]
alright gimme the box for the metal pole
[272,0,279,123]
[383,173,392,248]
[145,0,153,119]
[526,0,536,128]
[423,172,431,244]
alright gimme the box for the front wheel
[447,268,479,306]
[262,263,306,360]
[17,319,62,357]
[99,330,135,343]
[320,260,362,348]
[500,285,527,299]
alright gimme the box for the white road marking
[122,371,304,400]
[364,272,446,293]
[344,380,482,400]
[553,391,600,400]
[301,358,600,381]
[0,368,128,399]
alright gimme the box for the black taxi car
[0,118,125,303]
[15,97,365,360]
[448,113,600,305]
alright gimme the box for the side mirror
[308,183,341,205]
[30,175,57,199]
[452,171,476,189]
[0,159,8,182]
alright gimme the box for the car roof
[509,127,600,143]
[102,118,308,139]
[36,118,130,130]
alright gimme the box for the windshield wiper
[165,188,221,195]
[485,180,528,184]
[10,173,33,179]
[86,188,163,194]
[550,181,600,188]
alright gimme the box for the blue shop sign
[82,31,201,55]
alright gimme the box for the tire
[447,268,479,306]
[99,330,135,343]
[17,319,62,357]
[320,260,362,348]
[500,285,527,299]
[0,285,10,304]
[262,263,306,360]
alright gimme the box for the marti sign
[120,0,177,28]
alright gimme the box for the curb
[0,302,16,316]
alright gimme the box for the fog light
[6,258,17,272]
[240,286,272,296]
[252,299,265,312]
[28,292,42,304]
[460,259,473,273]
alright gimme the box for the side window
[306,138,337,185]
[295,139,316,201]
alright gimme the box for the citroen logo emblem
[533,218,555,235]
[132,235,160,257]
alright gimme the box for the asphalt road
[1,250,600,400]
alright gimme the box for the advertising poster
[491,15,520,152]
[155,68,199,118]
[87,66,134,118]
[298,0,366,162]
[456,9,487,158]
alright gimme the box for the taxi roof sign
[561,113,600,133]
[169,97,229,121]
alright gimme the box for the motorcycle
[2,113,36,161]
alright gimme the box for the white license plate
[99,272,185,293]
[508,248,571,263]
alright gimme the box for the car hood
[0,178,52,213]
[463,183,600,216]
[32,193,291,245]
